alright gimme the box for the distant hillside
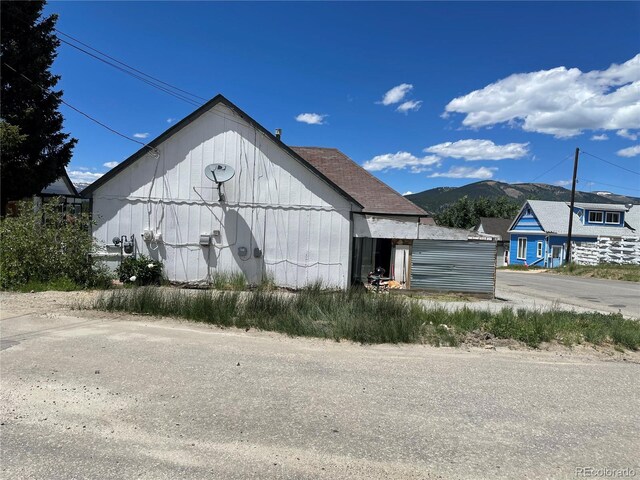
[406,180,640,214]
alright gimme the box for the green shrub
[116,254,163,286]
[0,198,112,290]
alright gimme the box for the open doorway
[351,238,392,285]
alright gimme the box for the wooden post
[565,147,580,264]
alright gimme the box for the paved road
[1,311,638,479]
[497,271,640,318]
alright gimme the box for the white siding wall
[92,104,354,288]
[353,214,420,239]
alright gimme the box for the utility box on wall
[199,234,211,246]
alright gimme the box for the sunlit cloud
[444,54,640,137]
[424,139,529,161]
[428,166,497,179]
[295,113,328,125]
[363,151,440,173]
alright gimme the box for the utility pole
[565,147,580,264]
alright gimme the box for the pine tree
[1,1,76,212]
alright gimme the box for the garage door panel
[411,240,496,295]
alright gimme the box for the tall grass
[91,287,640,350]
[555,263,640,282]
[210,271,248,291]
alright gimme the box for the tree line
[433,196,520,229]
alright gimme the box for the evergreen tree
[1,1,76,212]
[434,196,520,229]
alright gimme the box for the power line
[580,178,640,193]
[5,7,206,105]
[3,62,156,151]
[54,30,208,102]
[56,38,203,107]
[5,9,264,133]
[530,153,573,182]
[52,32,252,130]
[581,150,640,176]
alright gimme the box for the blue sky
[44,2,640,196]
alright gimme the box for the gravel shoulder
[1,291,640,479]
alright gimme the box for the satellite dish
[205,163,235,184]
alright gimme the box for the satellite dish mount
[204,163,235,202]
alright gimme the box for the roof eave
[358,211,428,218]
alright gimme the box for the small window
[536,241,543,258]
[588,211,603,223]
[605,212,620,224]
[517,238,527,260]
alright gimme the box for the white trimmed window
[588,211,603,223]
[517,238,527,260]
[536,241,543,258]
[605,212,620,224]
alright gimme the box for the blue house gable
[507,200,636,268]
[510,204,544,232]
[508,202,547,266]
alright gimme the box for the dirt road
[1,291,639,479]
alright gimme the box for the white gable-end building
[82,95,430,288]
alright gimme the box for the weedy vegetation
[210,271,249,291]
[0,199,112,290]
[499,265,545,271]
[91,286,640,350]
[554,263,640,282]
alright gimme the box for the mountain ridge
[406,180,640,214]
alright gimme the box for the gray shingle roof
[574,202,628,212]
[41,169,79,197]
[476,217,512,241]
[512,200,639,237]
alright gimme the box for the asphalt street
[1,310,638,479]
[496,271,640,318]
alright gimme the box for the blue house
[508,200,639,267]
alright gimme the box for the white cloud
[396,100,423,114]
[424,139,529,161]
[295,113,327,125]
[379,83,413,105]
[554,180,572,187]
[403,191,413,196]
[617,129,638,140]
[444,54,640,138]
[362,151,441,173]
[617,145,640,157]
[428,166,496,179]
[68,170,104,184]
[167,118,175,124]
[103,161,119,168]
[591,134,609,141]
[133,132,150,139]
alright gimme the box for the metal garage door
[411,240,496,295]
